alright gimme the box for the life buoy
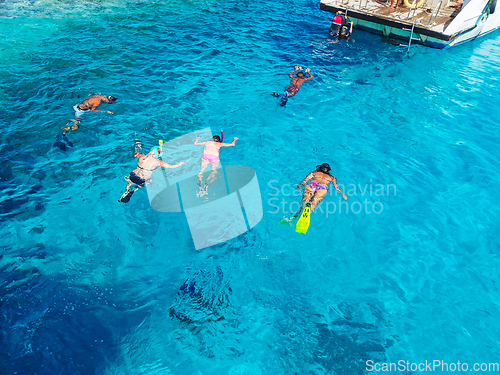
[404,0,425,9]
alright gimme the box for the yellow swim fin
[295,204,311,234]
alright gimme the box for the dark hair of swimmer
[107,96,117,103]
[316,163,331,174]
[297,72,304,78]
[212,135,221,142]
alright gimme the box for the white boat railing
[359,0,369,9]
[427,0,444,25]
[406,0,419,19]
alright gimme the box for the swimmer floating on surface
[272,66,313,107]
[194,133,238,197]
[296,162,347,212]
[281,163,347,231]
[119,142,188,203]
[62,94,118,134]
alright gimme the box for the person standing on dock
[390,0,402,9]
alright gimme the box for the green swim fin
[295,204,311,234]
[279,215,298,226]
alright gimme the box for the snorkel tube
[220,131,223,143]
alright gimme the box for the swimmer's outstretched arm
[304,68,314,81]
[194,136,206,145]
[296,173,314,190]
[331,177,347,200]
[89,106,114,114]
[220,137,238,147]
[159,159,190,169]
[288,66,301,78]
[133,150,146,158]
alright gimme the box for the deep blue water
[1,0,500,374]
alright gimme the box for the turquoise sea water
[2,0,500,374]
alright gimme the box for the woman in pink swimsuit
[194,134,238,188]
[295,163,347,213]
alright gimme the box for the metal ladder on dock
[401,21,420,54]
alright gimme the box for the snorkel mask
[151,140,163,158]
[317,163,331,173]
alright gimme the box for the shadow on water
[168,266,235,358]
[169,266,231,325]
[52,133,74,151]
[0,261,151,375]
[274,300,392,374]
[0,154,45,220]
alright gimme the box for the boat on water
[320,0,500,48]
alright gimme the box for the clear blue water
[2,0,500,373]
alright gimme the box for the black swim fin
[53,134,68,151]
[119,190,135,203]
[54,133,74,150]
[62,133,73,147]
[279,92,288,107]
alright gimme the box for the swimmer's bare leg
[62,119,81,134]
[205,161,220,185]
[123,176,137,192]
[119,183,141,203]
[197,158,210,183]
[125,182,135,193]
[62,121,72,134]
[294,200,309,217]
[310,190,327,211]
[294,185,314,217]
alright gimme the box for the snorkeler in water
[329,10,345,37]
[62,94,118,134]
[119,143,188,203]
[194,133,238,197]
[338,22,353,40]
[271,66,314,107]
[295,163,347,214]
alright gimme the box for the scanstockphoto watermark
[267,180,396,217]
[366,359,500,372]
